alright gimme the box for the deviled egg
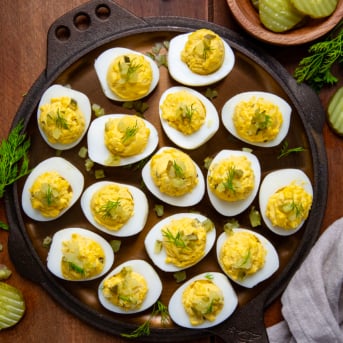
[47,227,114,281]
[168,272,238,329]
[94,47,159,101]
[142,147,205,207]
[221,91,291,147]
[98,259,162,314]
[216,228,279,288]
[81,181,148,237]
[37,84,91,150]
[159,86,219,149]
[87,114,158,166]
[259,168,313,236]
[207,149,261,216]
[144,212,216,272]
[168,28,235,86]
[21,157,84,221]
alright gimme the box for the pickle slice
[0,282,26,330]
[327,87,343,136]
[259,0,305,32]
[291,0,338,18]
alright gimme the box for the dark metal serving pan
[5,0,328,341]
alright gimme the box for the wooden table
[0,1,342,342]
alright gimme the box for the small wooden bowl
[227,0,343,46]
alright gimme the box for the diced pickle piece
[259,0,305,32]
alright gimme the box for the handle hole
[73,12,91,31]
[95,4,111,20]
[55,25,71,41]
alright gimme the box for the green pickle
[327,87,343,136]
[259,0,304,33]
[0,282,26,330]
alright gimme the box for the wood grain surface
[0,0,342,342]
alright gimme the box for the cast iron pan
[5,0,328,341]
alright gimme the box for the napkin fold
[267,217,343,343]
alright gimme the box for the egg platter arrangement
[18,27,314,332]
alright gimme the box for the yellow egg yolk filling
[102,266,148,311]
[161,217,207,268]
[220,231,266,281]
[90,184,134,231]
[104,115,150,164]
[208,155,255,202]
[61,233,105,280]
[30,171,73,218]
[160,90,206,135]
[266,182,313,230]
[233,96,283,143]
[106,53,153,100]
[39,96,85,144]
[181,28,225,75]
[150,148,198,196]
[182,279,224,326]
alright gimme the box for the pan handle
[45,0,148,78]
[206,296,270,342]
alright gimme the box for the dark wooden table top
[0,0,342,342]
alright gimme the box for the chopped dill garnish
[122,121,138,143]
[162,228,186,248]
[278,141,304,159]
[97,200,121,218]
[121,301,169,338]
[54,108,69,129]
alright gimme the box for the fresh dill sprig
[162,228,186,248]
[121,56,143,81]
[222,165,242,193]
[97,200,121,218]
[44,184,53,206]
[294,20,343,91]
[202,34,215,60]
[277,141,304,159]
[181,103,195,121]
[122,121,138,143]
[54,108,69,129]
[121,301,169,339]
[0,119,31,199]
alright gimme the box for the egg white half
[167,32,235,87]
[144,212,216,272]
[47,227,115,281]
[98,259,162,314]
[221,91,292,147]
[159,86,219,150]
[37,84,92,150]
[21,157,84,221]
[87,114,159,167]
[94,47,160,101]
[216,228,279,288]
[168,272,238,329]
[207,149,261,216]
[141,147,205,207]
[259,168,313,236]
[80,181,148,237]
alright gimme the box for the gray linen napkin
[267,217,343,343]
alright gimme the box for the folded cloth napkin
[267,217,343,343]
